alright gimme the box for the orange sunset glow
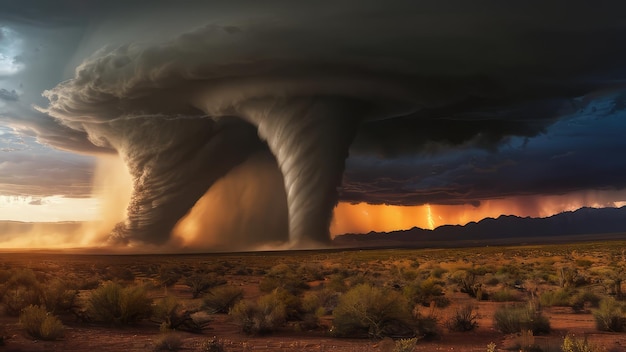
[330,189,626,237]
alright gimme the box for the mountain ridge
[334,206,626,245]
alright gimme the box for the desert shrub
[42,279,78,314]
[297,264,325,281]
[87,282,152,325]
[574,259,593,269]
[203,286,243,314]
[326,274,348,293]
[513,329,542,352]
[451,270,484,299]
[230,290,287,335]
[557,267,586,288]
[400,269,419,281]
[152,295,204,332]
[19,305,64,341]
[1,269,43,316]
[153,296,180,328]
[493,303,550,334]
[302,288,339,315]
[199,336,225,352]
[403,278,449,307]
[158,265,182,287]
[446,304,479,332]
[259,265,309,295]
[393,337,419,352]
[332,283,414,339]
[105,266,135,282]
[570,290,601,312]
[154,325,183,351]
[413,306,439,339]
[273,288,303,320]
[345,273,372,287]
[491,288,522,302]
[539,288,573,307]
[562,333,602,352]
[299,289,335,330]
[430,267,448,279]
[485,276,500,286]
[184,273,226,299]
[592,297,626,332]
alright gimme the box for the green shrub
[451,270,484,299]
[325,274,348,293]
[105,266,135,282]
[539,288,573,307]
[203,286,243,314]
[574,259,593,269]
[446,304,479,332]
[491,288,521,302]
[493,303,550,334]
[430,267,448,279]
[299,290,335,331]
[570,290,601,312]
[42,279,78,314]
[403,278,449,307]
[230,290,287,335]
[332,284,414,339]
[259,265,309,295]
[1,269,43,316]
[19,305,64,340]
[184,273,226,299]
[271,288,301,321]
[297,264,325,281]
[87,282,152,325]
[562,333,602,352]
[153,296,202,332]
[158,265,182,287]
[592,297,626,332]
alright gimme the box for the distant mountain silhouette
[334,206,626,246]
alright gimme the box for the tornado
[39,25,414,247]
[238,98,362,244]
[39,19,578,248]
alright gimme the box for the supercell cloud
[2,0,626,248]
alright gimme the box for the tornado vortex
[40,25,418,247]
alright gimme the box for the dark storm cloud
[0,89,18,101]
[342,95,626,205]
[6,0,626,246]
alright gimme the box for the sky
[1,0,625,250]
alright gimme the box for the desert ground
[1,240,626,352]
